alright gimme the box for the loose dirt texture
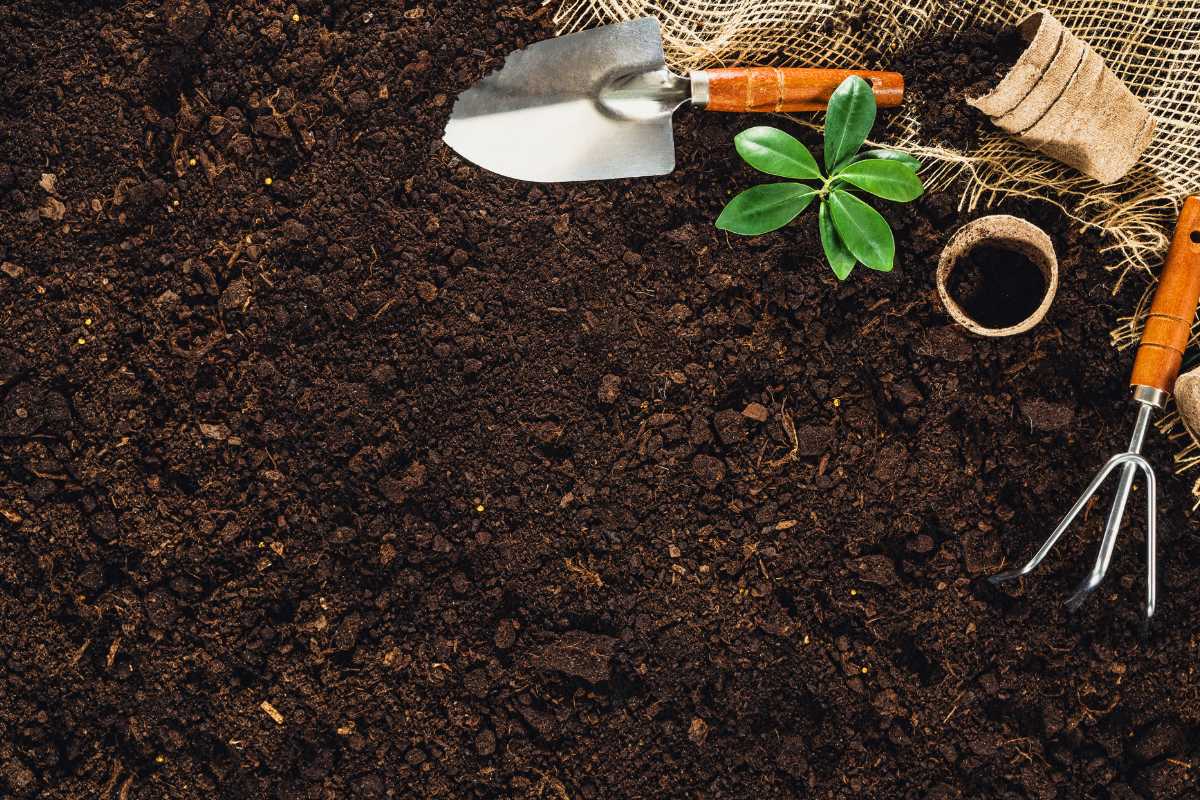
[890,25,1025,150]
[2,4,1199,799]
[947,245,1048,329]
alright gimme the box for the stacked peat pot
[968,9,1155,184]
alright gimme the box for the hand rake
[990,196,1200,621]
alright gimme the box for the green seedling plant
[715,75,924,280]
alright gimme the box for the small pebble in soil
[494,619,517,650]
[415,281,437,303]
[199,422,231,441]
[475,729,496,756]
[219,279,252,313]
[692,454,725,487]
[947,244,1047,329]
[532,630,618,684]
[908,534,935,554]
[713,409,747,445]
[164,0,211,43]
[961,529,1002,574]
[845,554,899,586]
[688,717,710,745]
[597,373,621,404]
[742,402,769,422]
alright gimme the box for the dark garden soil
[891,25,1026,150]
[947,245,1048,329]
[2,3,1200,799]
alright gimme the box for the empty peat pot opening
[936,215,1058,337]
[946,244,1047,329]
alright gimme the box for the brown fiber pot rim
[936,215,1059,337]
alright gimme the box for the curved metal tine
[1065,456,1141,611]
[1144,463,1157,621]
[1065,453,1156,613]
[989,453,1130,585]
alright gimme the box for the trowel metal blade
[442,17,676,183]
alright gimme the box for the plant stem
[817,173,837,199]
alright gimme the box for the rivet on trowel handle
[991,196,1200,621]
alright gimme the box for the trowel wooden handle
[1130,195,1200,396]
[698,68,904,113]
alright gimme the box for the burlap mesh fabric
[553,0,1200,507]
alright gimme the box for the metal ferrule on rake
[991,197,1200,622]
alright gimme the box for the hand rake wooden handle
[697,68,904,112]
[1130,195,1200,399]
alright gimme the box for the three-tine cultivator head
[991,196,1200,622]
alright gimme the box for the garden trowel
[443,16,904,182]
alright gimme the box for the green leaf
[823,76,876,172]
[851,148,922,171]
[819,201,856,280]
[827,189,894,271]
[833,159,924,202]
[716,183,818,236]
[734,127,822,180]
